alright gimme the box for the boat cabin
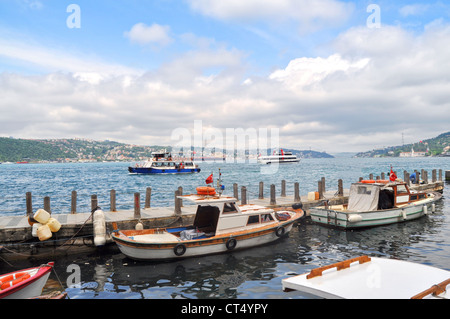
[347,181,427,212]
[179,195,281,236]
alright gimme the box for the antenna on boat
[217,168,224,197]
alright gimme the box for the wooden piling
[110,189,116,212]
[338,179,343,196]
[174,190,181,216]
[71,191,77,214]
[294,182,300,203]
[91,195,98,212]
[178,186,183,207]
[432,169,437,183]
[233,183,239,200]
[44,196,51,214]
[241,186,247,205]
[270,184,276,205]
[26,192,32,217]
[281,180,286,197]
[259,181,264,199]
[318,180,324,200]
[134,192,141,219]
[145,187,152,209]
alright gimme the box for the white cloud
[186,0,354,32]
[124,23,173,47]
[399,4,430,17]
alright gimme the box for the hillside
[355,132,450,157]
[0,138,159,163]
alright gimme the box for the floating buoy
[37,224,52,241]
[47,217,61,232]
[93,209,106,247]
[34,209,50,224]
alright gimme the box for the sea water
[0,157,449,299]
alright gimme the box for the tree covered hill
[355,131,450,157]
[0,138,157,162]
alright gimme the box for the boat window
[397,185,408,194]
[357,186,371,195]
[247,215,260,225]
[261,214,273,223]
[223,202,238,214]
[410,194,418,201]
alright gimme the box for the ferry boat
[309,179,442,229]
[258,149,300,164]
[111,181,304,260]
[128,150,200,174]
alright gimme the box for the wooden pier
[0,169,445,261]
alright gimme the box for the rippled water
[0,157,449,299]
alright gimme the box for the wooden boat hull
[310,192,442,229]
[0,262,53,299]
[112,214,301,260]
[128,167,201,174]
[283,256,450,299]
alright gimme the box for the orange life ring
[361,180,389,184]
[196,186,216,196]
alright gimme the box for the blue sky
[1,1,450,153]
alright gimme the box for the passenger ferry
[258,149,300,164]
[128,150,200,174]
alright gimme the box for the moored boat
[128,150,200,174]
[0,262,54,299]
[309,179,442,229]
[282,256,450,299]
[111,192,304,260]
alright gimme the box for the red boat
[0,262,54,299]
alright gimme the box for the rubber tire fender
[275,226,285,237]
[174,243,187,256]
[226,238,237,250]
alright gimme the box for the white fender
[348,214,363,223]
[93,209,106,246]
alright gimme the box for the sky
[1,0,450,153]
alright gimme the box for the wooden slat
[307,256,371,279]
[411,278,450,299]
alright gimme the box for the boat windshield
[396,184,408,194]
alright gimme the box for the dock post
[318,180,324,200]
[134,192,141,219]
[294,182,300,203]
[381,172,385,180]
[432,169,437,183]
[233,183,239,200]
[338,179,343,196]
[281,180,286,197]
[44,196,51,214]
[321,177,326,193]
[440,169,444,181]
[369,174,373,180]
[110,190,116,212]
[145,187,152,209]
[270,184,276,205]
[71,191,77,214]
[405,172,410,186]
[241,186,247,205]
[259,181,264,199]
[178,186,183,207]
[174,190,181,216]
[26,192,32,217]
[91,195,98,212]
[424,171,428,184]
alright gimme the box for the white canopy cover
[347,183,380,212]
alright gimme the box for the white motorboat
[309,180,442,229]
[111,191,304,260]
[282,256,450,299]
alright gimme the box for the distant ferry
[258,150,300,164]
[128,150,200,175]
